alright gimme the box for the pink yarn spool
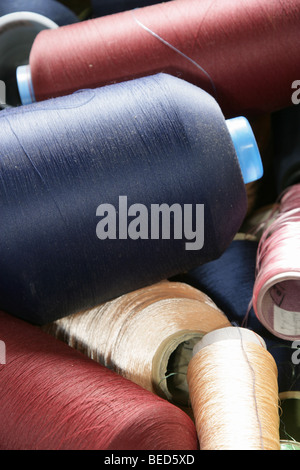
[253,184,300,341]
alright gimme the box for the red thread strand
[28,0,300,117]
[0,311,198,450]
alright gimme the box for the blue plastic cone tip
[16,65,36,105]
[226,116,264,184]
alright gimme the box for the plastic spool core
[255,274,300,341]
[193,326,267,357]
[0,12,57,105]
[226,116,264,185]
[152,330,204,406]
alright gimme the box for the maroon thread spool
[0,310,198,450]
[17,0,300,117]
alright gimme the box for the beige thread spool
[43,280,231,408]
[187,326,281,450]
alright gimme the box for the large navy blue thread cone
[0,73,262,324]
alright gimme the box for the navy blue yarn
[178,239,299,394]
[0,73,247,325]
[272,105,300,194]
[91,0,171,17]
[0,0,78,26]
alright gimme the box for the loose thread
[236,326,265,450]
[131,9,218,100]
[278,392,300,444]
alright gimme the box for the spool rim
[255,271,300,341]
[193,326,266,357]
[0,11,58,30]
[152,330,205,405]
